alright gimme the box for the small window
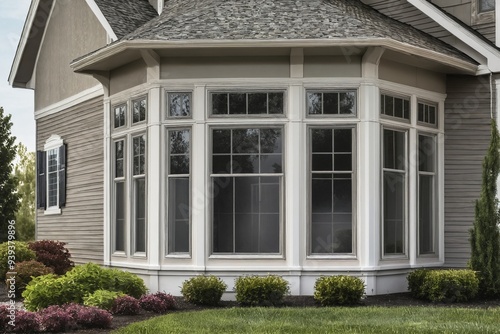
[381,94,410,121]
[479,0,495,12]
[168,92,191,118]
[132,134,146,254]
[211,92,284,115]
[114,104,127,128]
[114,139,126,253]
[132,97,147,124]
[307,91,356,116]
[418,102,437,127]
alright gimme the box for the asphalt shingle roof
[94,0,158,39]
[118,0,472,63]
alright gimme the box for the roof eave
[71,38,478,75]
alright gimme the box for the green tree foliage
[469,119,500,297]
[14,143,36,241]
[0,107,19,243]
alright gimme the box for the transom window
[168,92,192,118]
[132,97,147,124]
[114,104,126,128]
[307,90,356,115]
[211,92,284,115]
[310,128,355,255]
[212,127,283,254]
[479,0,495,12]
[418,102,437,126]
[381,94,410,121]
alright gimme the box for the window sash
[167,92,192,118]
[306,90,357,116]
[47,148,59,208]
[210,91,285,115]
[380,94,410,121]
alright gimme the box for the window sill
[209,254,284,260]
[307,254,357,260]
[44,207,61,215]
[166,254,191,259]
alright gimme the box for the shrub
[234,275,290,306]
[10,310,40,333]
[73,306,113,329]
[6,260,53,295]
[0,241,36,280]
[139,293,175,313]
[22,263,147,311]
[407,269,430,299]
[112,295,141,315]
[38,305,75,333]
[0,305,11,332]
[28,240,74,275]
[83,290,125,310]
[181,275,227,306]
[418,269,479,303]
[314,275,365,306]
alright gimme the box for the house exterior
[9,0,500,296]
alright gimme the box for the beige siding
[161,56,290,79]
[473,22,495,43]
[35,0,107,110]
[36,96,104,264]
[110,59,148,96]
[444,75,492,267]
[303,56,361,78]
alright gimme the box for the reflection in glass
[133,98,147,123]
[115,182,125,252]
[168,178,190,253]
[134,178,146,253]
[169,93,191,117]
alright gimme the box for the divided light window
[382,128,407,256]
[310,128,354,255]
[114,140,126,253]
[167,129,191,254]
[212,128,283,254]
[133,135,147,254]
[211,92,284,115]
[168,92,191,118]
[418,134,437,255]
[307,91,357,115]
[381,94,410,121]
[418,102,437,126]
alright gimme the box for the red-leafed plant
[139,292,176,313]
[28,240,74,275]
[10,310,40,333]
[38,305,75,333]
[112,295,141,315]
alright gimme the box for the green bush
[83,290,125,310]
[0,241,36,280]
[417,269,479,303]
[313,275,365,306]
[181,275,227,306]
[407,269,430,299]
[234,275,289,306]
[23,263,147,311]
[6,260,53,295]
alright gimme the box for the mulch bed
[1,284,499,334]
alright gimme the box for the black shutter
[58,144,67,208]
[36,150,46,209]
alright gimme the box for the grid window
[47,148,59,208]
[418,134,437,255]
[132,97,147,124]
[212,128,283,254]
[418,102,437,126]
[307,91,356,115]
[114,104,126,128]
[211,92,284,115]
[310,128,354,255]
[168,92,191,118]
[168,129,191,254]
[381,94,410,121]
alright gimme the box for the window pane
[333,175,352,213]
[171,155,190,174]
[232,155,258,173]
[48,172,58,207]
[307,93,322,114]
[334,153,352,171]
[312,129,333,153]
[419,175,434,254]
[260,154,282,173]
[213,129,231,153]
[212,94,228,114]
[213,155,231,174]
[47,148,58,207]
[480,0,495,12]
[169,93,191,117]
[115,141,124,178]
[418,103,424,122]
[383,171,405,255]
[312,154,333,171]
[383,95,394,117]
[168,177,190,253]
[268,93,284,114]
[339,92,356,114]
[233,129,259,153]
[134,178,146,253]
[170,130,190,155]
[312,174,332,214]
[114,105,126,128]
[429,106,436,125]
[260,128,282,154]
[115,182,126,252]
[248,93,267,114]
[384,129,406,170]
[213,177,234,252]
[334,129,352,153]
[229,93,246,114]
[394,98,403,118]
[133,98,147,123]
[419,135,435,172]
[133,135,146,175]
[323,93,339,114]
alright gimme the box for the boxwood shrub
[234,275,290,306]
[181,275,227,306]
[314,275,365,306]
[407,269,479,303]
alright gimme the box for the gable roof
[93,0,158,39]
[118,0,471,63]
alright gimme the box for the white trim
[35,85,104,119]
[44,135,64,216]
[408,0,500,73]
[84,0,118,41]
[44,134,63,151]
[71,38,478,74]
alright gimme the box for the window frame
[209,124,286,258]
[131,96,148,125]
[42,135,65,215]
[417,100,438,128]
[380,92,411,124]
[131,132,147,257]
[208,90,287,118]
[307,125,357,259]
[305,89,358,118]
[166,91,193,120]
[112,138,127,256]
[166,126,192,257]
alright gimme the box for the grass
[113,306,500,333]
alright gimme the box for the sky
[0,0,35,152]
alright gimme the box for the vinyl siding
[444,75,492,267]
[36,96,104,264]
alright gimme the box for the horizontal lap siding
[444,75,492,267]
[36,96,104,264]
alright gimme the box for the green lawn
[113,306,500,334]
